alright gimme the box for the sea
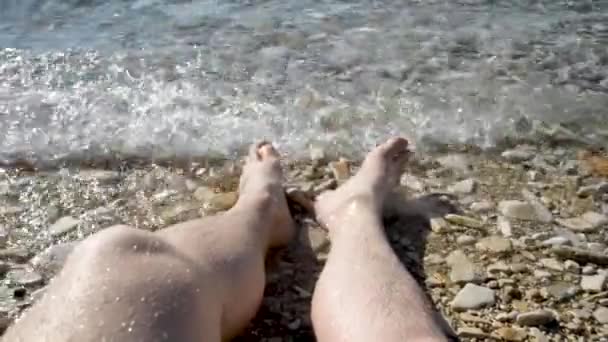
[1,0,608,166]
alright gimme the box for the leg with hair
[3,143,294,342]
[311,138,447,342]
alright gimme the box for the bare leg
[3,143,294,342]
[312,138,447,342]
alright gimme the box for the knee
[74,225,171,259]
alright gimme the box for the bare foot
[315,137,411,235]
[237,142,295,247]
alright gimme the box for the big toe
[375,137,409,159]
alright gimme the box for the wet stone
[498,200,537,221]
[31,242,77,278]
[594,307,608,324]
[502,149,534,162]
[436,154,472,175]
[76,170,121,184]
[497,216,512,237]
[48,216,80,237]
[444,214,483,229]
[451,284,495,311]
[0,248,31,263]
[541,236,571,247]
[546,282,577,301]
[446,250,480,284]
[556,212,607,232]
[193,186,216,202]
[448,178,476,194]
[540,258,564,271]
[430,217,449,233]
[470,201,494,213]
[476,236,513,254]
[581,272,607,292]
[8,269,44,287]
[457,326,491,339]
[456,235,476,246]
[516,310,556,326]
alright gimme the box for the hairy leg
[3,143,294,342]
[311,138,447,342]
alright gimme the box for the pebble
[448,178,476,194]
[400,173,426,192]
[516,309,557,326]
[31,242,77,278]
[529,327,549,342]
[581,272,607,292]
[487,261,511,275]
[309,146,326,162]
[545,282,577,301]
[446,250,480,284]
[502,149,534,162]
[583,265,598,275]
[424,254,444,266]
[430,217,449,233]
[301,226,329,254]
[0,247,31,263]
[521,189,553,223]
[313,179,337,194]
[76,170,121,183]
[456,235,476,246]
[540,258,564,271]
[206,192,238,212]
[444,214,483,229]
[498,200,537,221]
[497,216,512,237]
[457,326,491,339]
[0,225,8,248]
[577,181,608,197]
[476,236,513,254]
[8,269,44,287]
[48,216,80,237]
[436,154,472,174]
[495,327,527,341]
[496,312,512,322]
[552,246,608,266]
[594,307,608,324]
[533,269,552,279]
[329,159,350,181]
[193,186,216,202]
[564,260,580,272]
[556,212,607,232]
[470,201,494,213]
[451,284,495,311]
[541,236,571,247]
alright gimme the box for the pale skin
[3,138,447,342]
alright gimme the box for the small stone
[329,159,350,181]
[540,258,564,271]
[451,284,495,311]
[436,154,472,174]
[206,192,238,212]
[0,261,8,276]
[499,200,537,221]
[400,173,426,192]
[529,328,549,342]
[0,247,30,262]
[31,242,77,278]
[577,181,608,197]
[309,146,326,162]
[446,250,480,284]
[496,312,512,322]
[497,216,512,237]
[301,226,329,253]
[457,326,491,339]
[487,261,511,274]
[0,225,8,248]
[287,318,301,330]
[599,298,608,306]
[495,327,527,341]
[0,205,25,215]
[541,236,571,247]
[556,212,607,232]
[48,216,80,238]
[533,270,552,279]
[581,272,607,292]
[564,260,580,272]
[8,269,44,287]
[444,214,483,229]
[470,201,494,213]
[502,149,534,162]
[448,178,476,194]
[511,263,528,273]
[552,246,608,266]
[456,235,476,246]
[430,217,449,233]
[424,254,444,265]
[77,170,121,183]
[521,189,553,223]
[582,265,596,275]
[193,186,215,202]
[516,310,557,326]
[546,282,577,300]
[313,179,337,194]
[476,236,513,254]
[593,307,608,324]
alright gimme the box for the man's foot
[236,142,295,247]
[315,137,411,235]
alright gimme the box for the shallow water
[1,0,608,165]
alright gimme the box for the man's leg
[311,138,447,342]
[3,143,294,342]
